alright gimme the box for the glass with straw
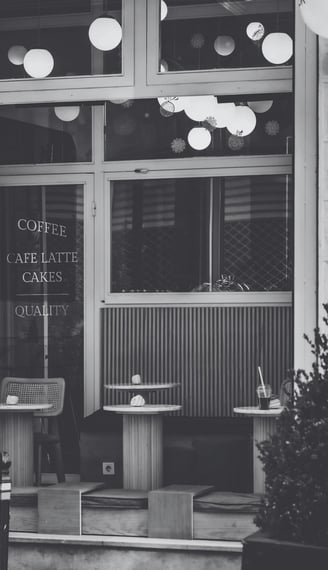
[257,366,272,410]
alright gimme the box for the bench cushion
[194,491,261,514]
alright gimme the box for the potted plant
[242,305,328,570]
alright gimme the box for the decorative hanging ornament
[161,0,168,21]
[8,45,27,65]
[299,0,328,38]
[54,106,80,122]
[190,33,205,49]
[247,100,273,113]
[171,138,186,154]
[184,95,218,122]
[187,127,211,150]
[23,49,54,78]
[158,96,186,114]
[88,17,122,51]
[204,102,236,129]
[160,59,168,72]
[246,22,265,41]
[261,33,293,65]
[226,106,257,137]
[214,35,235,56]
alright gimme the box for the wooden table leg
[123,414,163,491]
[0,413,34,487]
[253,416,278,494]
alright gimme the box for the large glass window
[0,104,92,164]
[0,0,122,79]
[159,0,294,73]
[0,184,84,470]
[105,94,293,160]
[110,174,293,294]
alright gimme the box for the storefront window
[105,94,293,160]
[0,104,92,164]
[0,184,84,470]
[159,0,294,73]
[0,0,122,78]
[110,174,293,294]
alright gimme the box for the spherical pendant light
[187,127,211,150]
[214,35,235,56]
[54,106,80,122]
[205,102,236,129]
[299,0,328,38]
[158,96,186,113]
[88,17,122,51]
[262,33,293,65]
[161,0,168,21]
[226,106,257,137]
[8,45,27,65]
[23,49,54,78]
[247,100,273,113]
[246,22,265,41]
[184,95,217,122]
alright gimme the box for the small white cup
[131,374,142,385]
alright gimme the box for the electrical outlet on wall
[102,462,115,475]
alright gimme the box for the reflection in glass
[105,94,293,160]
[0,105,92,164]
[159,0,293,72]
[0,184,84,472]
[110,175,293,293]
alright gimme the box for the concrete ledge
[10,532,243,553]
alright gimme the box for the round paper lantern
[246,22,265,41]
[205,102,236,129]
[247,100,273,113]
[226,106,257,137]
[187,127,211,150]
[214,35,235,56]
[88,17,122,51]
[109,98,129,104]
[23,49,54,78]
[54,106,80,122]
[158,96,186,113]
[184,96,217,121]
[161,0,168,21]
[299,0,328,38]
[8,45,27,65]
[160,59,168,72]
[262,33,293,65]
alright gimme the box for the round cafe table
[0,403,52,487]
[104,404,181,491]
[233,406,283,494]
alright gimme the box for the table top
[105,383,180,391]
[104,404,182,415]
[0,403,52,412]
[233,406,283,417]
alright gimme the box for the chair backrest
[0,377,65,417]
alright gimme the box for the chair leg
[51,442,65,483]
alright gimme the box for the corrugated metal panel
[102,305,293,417]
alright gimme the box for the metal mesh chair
[0,377,66,486]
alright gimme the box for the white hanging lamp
[205,102,236,129]
[299,0,328,38]
[247,100,273,113]
[8,45,27,65]
[23,48,54,78]
[187,127,211,150]
[88,17,122,51]
[214,35,235,56]
[161,0,168,21]
[184,96,217,122]
[158,96,187,113]
[246,22,265,41]
[262,33,293,65]
[54,106,80,122]
[226,106,257,137]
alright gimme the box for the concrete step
[9,533,243,570]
